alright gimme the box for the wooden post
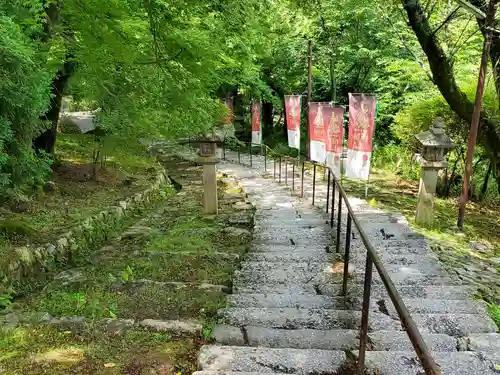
[457,0,497,229]
[198,141,218,214]
[307,40,313,159]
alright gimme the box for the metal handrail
[220,140,441,375]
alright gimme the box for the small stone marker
[414,118,455,224]
[197,140,218,214]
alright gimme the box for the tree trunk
[262,101,273,139]
[402,0,500,192]
[34,59,73,154]
[446,148,461,197]
[481,161,492,196]
[330,56,336,103]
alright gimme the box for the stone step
[253,222,331,231]
[350,253,441,268]
[461,333,500,351]
[198,345,347,374]
[233,269,454,286]
[245,251,338,263]
[211,325,459,352]
[368,331,457,352]
[227,294,352,309]
[382,298,488,317]
[248,244,329,253]
[357,351,500,375]
[252,238,331,247]
[411,312,498,336]
[239,261,445,276]
[227,293,485,316]
[318,283,472,300]
[233,283,317,294]
[252,232,332,245]
[218,308,402,331]
[194,373,296,375]
[218,308,497,336]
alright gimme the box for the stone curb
[0,311,202,335]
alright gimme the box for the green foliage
[0,293,14,308]
[372,144,419,181]
[0,14,52,198]
[120,265,134,282]
[0,219,35,239]
[487,302,500,329]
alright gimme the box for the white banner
[287,129,300,149]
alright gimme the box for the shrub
[0,15,52,198]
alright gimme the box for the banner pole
[365,175,370,199]
[306,40,312,160]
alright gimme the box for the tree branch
[378,6,434,82]
[431,6,461,37]
[401,0,500,165]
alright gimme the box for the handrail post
[358,253,373,375]
[285,159,288,185]
[330,181,335,229]
[249,143,252,167]
[335,192,342,253]
[312,164,316,205]
[301,161,305,197]
[326,170,331,213]
[279,156,282,183]
[342,214,352,296]
[292,160,295,191]
[264,147,267,171]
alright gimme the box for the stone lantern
[196,139,219,214]
[414,118,455,224]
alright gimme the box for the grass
[0,325,200,375]
[488,303,500,328]
[0,133,159,248]
[0,154,254,373]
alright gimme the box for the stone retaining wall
[1,168,170,293]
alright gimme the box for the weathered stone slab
[198,345,347,374]
[218,308,402,331]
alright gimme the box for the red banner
[285,95,301,149]
[308,103,328,163]
[325,106,344,154]
[347,94,376,152]
[346,94,376,180]
[251,101,261,144]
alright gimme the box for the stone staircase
[194,152,500,375]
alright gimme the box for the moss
[0,325,201,375]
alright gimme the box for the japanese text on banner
[325,106,345,177]
[251,101,261,145]
[309,102,329,163]
[345,94,376,181]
